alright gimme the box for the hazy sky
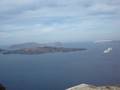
[0,0,120,45]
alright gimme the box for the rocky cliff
[66,84,120,90]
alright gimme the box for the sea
[0,42,120,90]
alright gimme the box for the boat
[104,48,112,54]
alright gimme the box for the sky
[0,0,120,45]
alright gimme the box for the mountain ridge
[9,42,63,49]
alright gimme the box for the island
[1,47,87,55]
[0,49,4,52]
[0,49,5,53]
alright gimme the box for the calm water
[0,42,120,90]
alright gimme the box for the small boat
[104,48,112,54]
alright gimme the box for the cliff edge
[66,84,120,90]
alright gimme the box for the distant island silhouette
[0,42,87,55]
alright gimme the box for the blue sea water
[0,42,120,90]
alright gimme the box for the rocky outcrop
[0,84,5,90]
[66,84,120,90]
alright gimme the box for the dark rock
[0,84,5,90]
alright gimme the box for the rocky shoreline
[66,84,120,90]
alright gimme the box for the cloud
[0,0,120,45]
[0,0,119,22]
